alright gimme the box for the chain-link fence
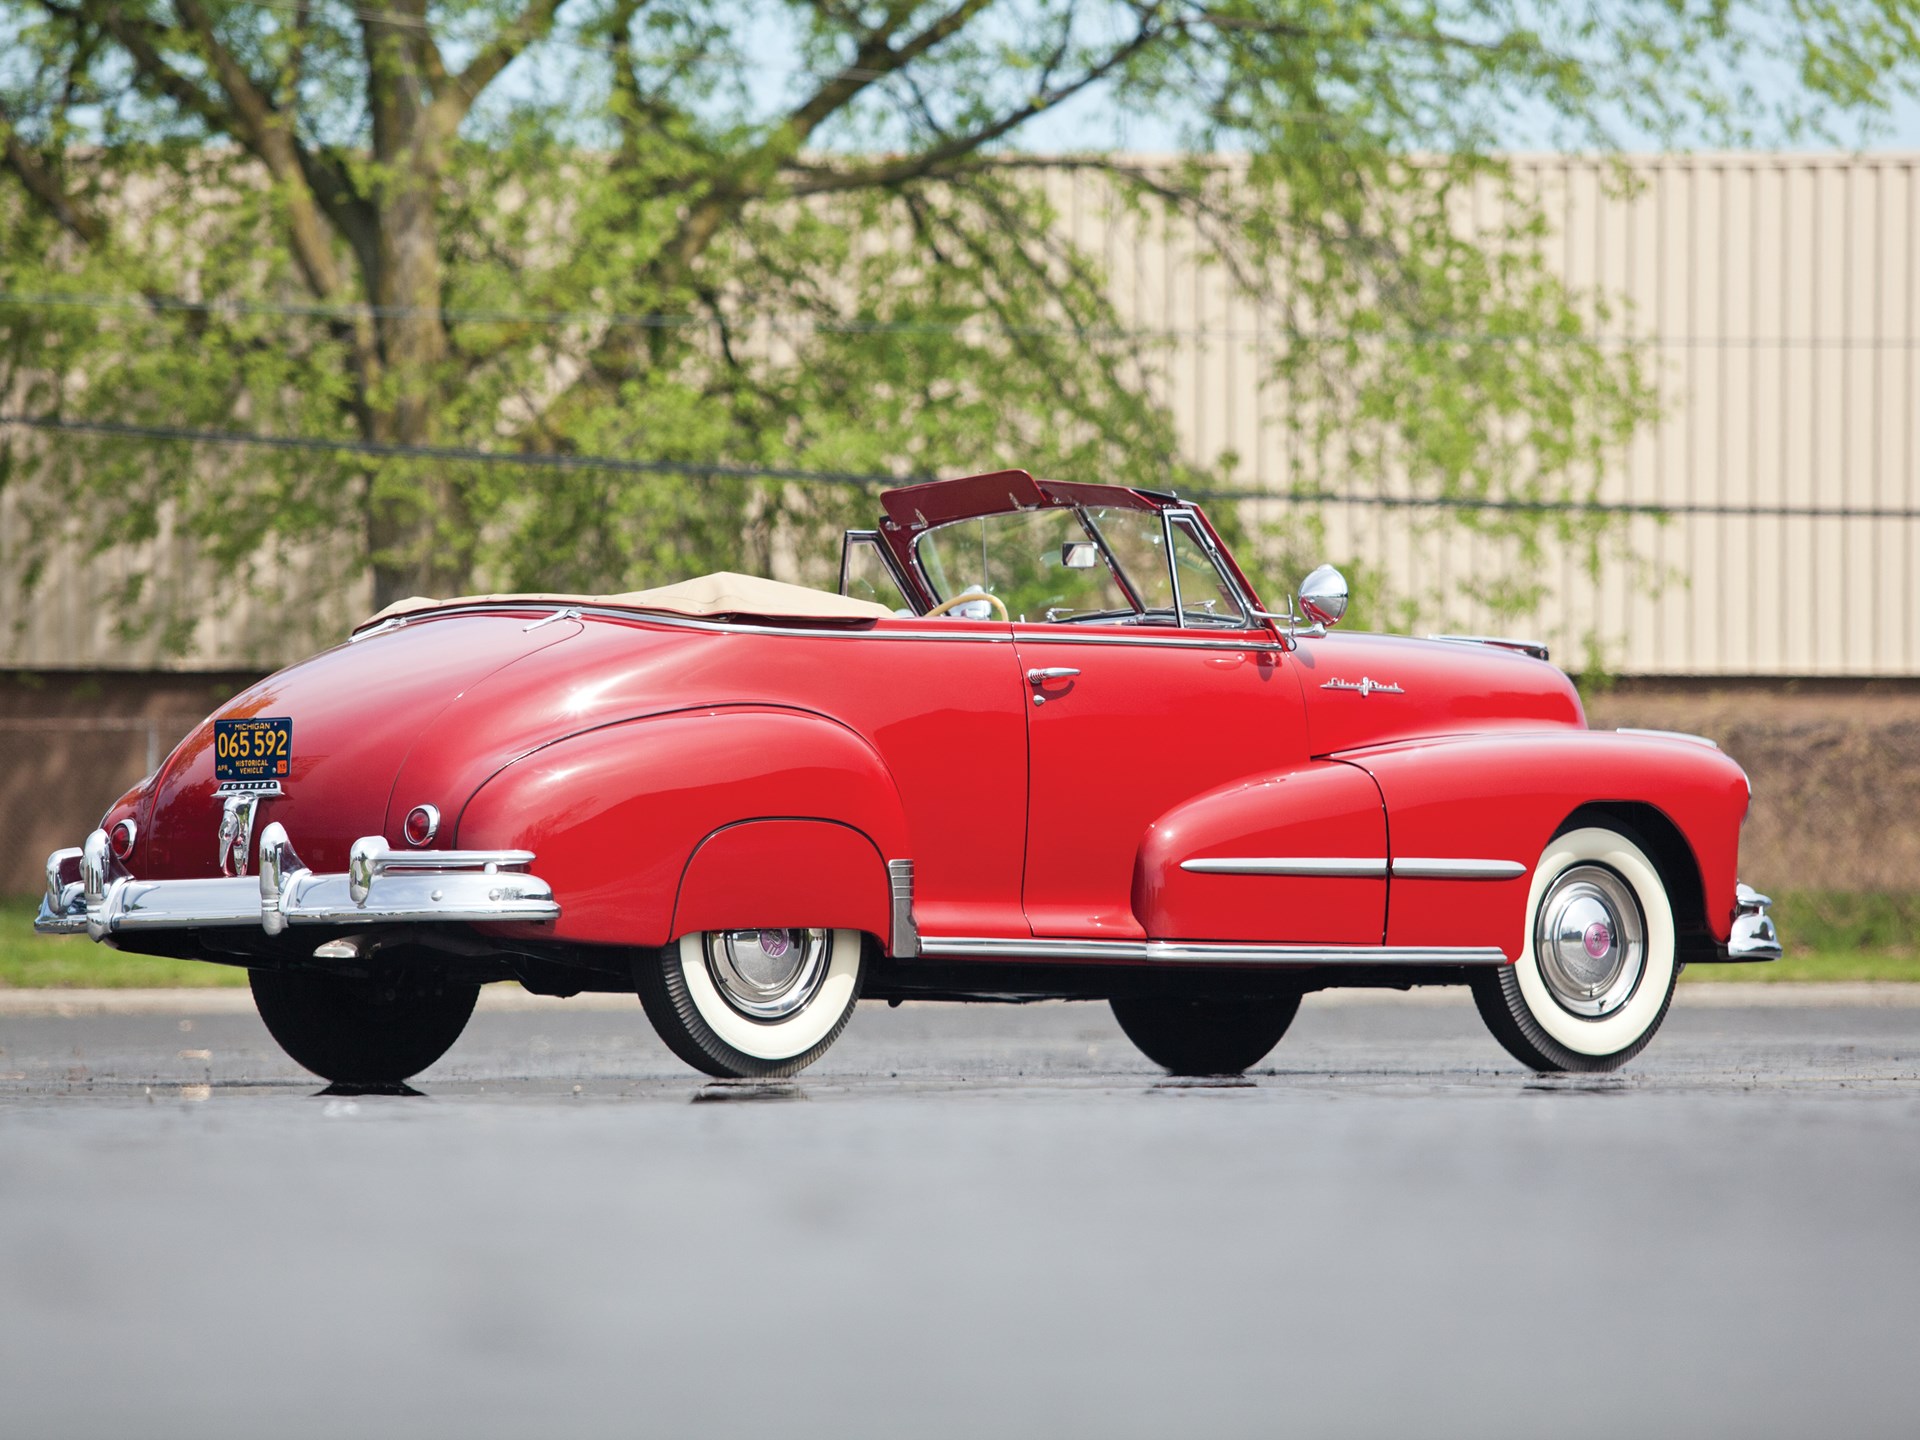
[2,716,206,896]
[1582,689,1920,951]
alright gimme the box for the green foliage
[4,2,1919,652]
[1769,889,1920,953]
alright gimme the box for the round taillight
[403,804,440,847]
[109,818,137,860]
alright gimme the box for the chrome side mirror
[1248,562,1348,648]
[1060,540,1099,570]
[1298,564,1348,628]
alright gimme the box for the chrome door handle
[1026,667,1081,685]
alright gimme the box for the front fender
[1133,761,1387,944]
[1346,731,1752,958]
[457,705,910,948]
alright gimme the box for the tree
[2,1,1916,650]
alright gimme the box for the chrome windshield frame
[1162,508,1254,628]
[902,497,1267,633]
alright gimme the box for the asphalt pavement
[2,984,1917,1440]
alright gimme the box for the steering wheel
[925,590,1010,620]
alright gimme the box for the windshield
[913,505,1249,626]
[916,510,1132,621]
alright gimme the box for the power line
[10,289,1920,350]
[0,413,900,489]
[7,411,1920,520]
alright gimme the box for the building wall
[1034,152,1920,676]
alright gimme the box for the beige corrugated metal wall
[4,152,1917,674]
[1040,152,1920,676]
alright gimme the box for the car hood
[1293,632,1585,756]
[138,614,585,879]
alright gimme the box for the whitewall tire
[635,928,865,1078]
[1472,825,1678,1073]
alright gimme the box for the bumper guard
[35,823,559,943]
[1725,882,1782,961]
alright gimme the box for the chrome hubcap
[1534,865,1645,1018]
[703,928,831,1021]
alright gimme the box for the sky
[16,1,1920,158]
[711,2,1920,158]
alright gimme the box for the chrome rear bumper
[35,822,559,943]
[1725,882,1782,962]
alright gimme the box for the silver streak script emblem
[1321,676,1404,697]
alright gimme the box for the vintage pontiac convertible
[36,469,1780,1082]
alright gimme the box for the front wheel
[1109,993,1302,1076]
[1472,824,1678,1073]
[249,963,480,1085]
[636,928,866,1078]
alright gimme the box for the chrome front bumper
[35,822,559,943]
[1726,882,1782,961]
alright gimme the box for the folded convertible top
[355,570,896,631]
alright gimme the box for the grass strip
[0,897,248,988]
[4,890,1914,988]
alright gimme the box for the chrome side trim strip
[1013,629,1281,653]
[917,936,1508,967]
[575,607,1007,643]
[1181,857,1388,877]
[357,603,1014,644]
[1617,727,1720,749]
[887,858,920,959]
[1179,857,1525,880]
[353,602,1287,651]
[1390,858,1528,880]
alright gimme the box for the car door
[1014,514,1388,945]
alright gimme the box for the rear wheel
[1110,993,1302,1076]
[636,928,865,1078]
[249,962,479,1085]
[1472,824,1678,1073]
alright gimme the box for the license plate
[214,717,293,784]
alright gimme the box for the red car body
[38,470,1778,1078]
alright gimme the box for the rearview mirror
[1298,564,1349,628]
[1061,541,1099,570]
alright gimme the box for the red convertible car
[37,470,1779,1083]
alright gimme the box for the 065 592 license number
[213,717,293,782]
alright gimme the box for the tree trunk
[363,184,469,610]
[360,4,469,612]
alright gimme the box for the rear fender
[672,819,892,942]
[1347,732,1751,959]
[457,706,909,949]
